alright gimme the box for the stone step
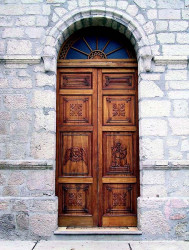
[54,227,142,235]
[51,227,142,241]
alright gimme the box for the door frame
[56,58,139,227]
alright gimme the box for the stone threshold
[54,227,142,235]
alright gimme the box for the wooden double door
[56,65,139,227]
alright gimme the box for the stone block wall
[0,0,189,240]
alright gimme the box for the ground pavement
[0,241,189,250]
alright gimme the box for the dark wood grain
[56,63,139,227]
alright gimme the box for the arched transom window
[58,27,136,60]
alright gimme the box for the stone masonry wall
[0,0,189,240]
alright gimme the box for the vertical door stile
[97,68,103,227]
[92,68,98,226]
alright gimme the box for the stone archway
[42,7,153,73]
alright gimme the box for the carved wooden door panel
[57,68,98,227]
[98,68,138,227]
[56,67,138,227]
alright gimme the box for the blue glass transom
[59,28,135,60]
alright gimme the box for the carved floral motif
[113,192,127,206]
[68,193,83,207]
[112,103,125,117]
[70,104,83,116]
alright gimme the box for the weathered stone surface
[140,100,171,117]
[169,118,189,135]
[173,100,188,117]
[25,5,41,14]
[0,5,25,15]
[8,172,25,186]
[36,73,55,87]
[16,212,29,230]
[138,198,166,209]
[31,199,57,212]
[142,185,167,198]
[169,149,183,160]
[117,0,128,9]
[10,120,30,135]
[140,138,164,160]
[166,138,179,147]
[0,16,14,26]
[141,210,170,235]
[177,33,189,44]
[170,213,186,220]
[156,21,168,31]
[26,171,54,191]
[139,81,163,98]
[0,214,15,234]
[0,40,5,54]
[11,200,28,212]
[170,199,188,209]
[168,91,189,100]
[16,111,32,121]
[127,5,138,16]
[140,119,167,136]
[31,132,55,159]
[165,70,187,81]
[157,0,184,8]
[182,9,189,19]
[140,73,161,81]
[175,223,187,236]
[11,79,32,88]
[16,16,35,26]
[181,140,189,152]
[143,21,154,34]
[0,201,9,210]
[25,28,45,39]
[2,28,24,38]
[7,40,32,55]
[3,186,19,197]
[163,45,189,56]
[0,173,6,186]
[31,90,55,108]
[147,9,157,19]
[36,16,49,27]
[7,143,28,159]
[0,78,8,88]
[34,110,55,132]
[78,0,90,7]
[4,95,27,109]
[134,0,156,8]
[169,21,188,31]
[159,9,180,19]
[30,214,57,236]
[0,121,8,135]
[166,81,189,90]
[157,33,175,44]
[143,171,165,185]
